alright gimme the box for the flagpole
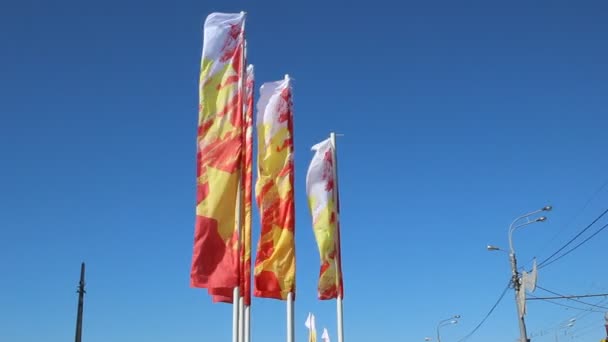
[233,11,247,342]
[336,298,344,342]
[287,292,295,342]
[232,287,240,342]
[244,304,251,342]
[238,297,245,342]
[330,132,344,342]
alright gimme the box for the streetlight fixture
[436,315,460,342]
[488,205,552,342]
[555,320,575,342]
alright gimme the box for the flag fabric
[208,64,254,304]
[321,328,330,342]
[305,313,317,342]
[253,76,296,300]
[190,12,246,294]
[306,138,344,300]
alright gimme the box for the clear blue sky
[1,0,607,341]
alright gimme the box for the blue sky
[1,0,607,341]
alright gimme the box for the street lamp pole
[436,315,460,342]
[504,206,552,342]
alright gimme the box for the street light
[488,205,552,342]
[555,320,575,342]
[437,315,460,342]
[487,245,509,254]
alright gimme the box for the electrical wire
[537,207,608,269]
[456,280,511,342]
[536,286,608,310]
[528,297,608,338]
[541,178,608,250]
[527,294,605,313]
[538,221,608,269]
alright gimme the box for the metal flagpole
[238,297,245,342]
[330,132,344,342]
[244,304,251,342]
[287,292,295,342]
[232,286,240,342]
[233,11,247,342]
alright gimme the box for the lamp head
[536,216,547,222]
[542,205,553,211]
[487,245,501,251]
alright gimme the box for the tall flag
[305,313,317,342]
[253,76,296,300]
[208,64,254,304]
[306,138,344,299]
[321,328,330,342]
[190,12,247,296]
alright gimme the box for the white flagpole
[244,304,251,342]
[287,292,295,342]
[284,73,295,342]
[238,297,244,342]
[330,132,344,342]
[233,11,247,342]
[232,286,240,342]
[336,298,344,342]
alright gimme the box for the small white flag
[321,328,330,342]
[305,313,317,342]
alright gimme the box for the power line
[456,280,510,342]
[539,221,608,269]
[529,297,608,338]
[527,294,608,301]
[537,207,608,269]
[527,294,605,313]
[535,285,608,310]
[538,178,608,257]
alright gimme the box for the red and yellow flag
[190,12,246,294]
[253,76,296,300]
[305,138,344,300]
[208,64,254,304]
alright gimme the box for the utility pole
[509,252,528,342]
[488,205,552,342]
[604,312,608,340]
[74,262,86,342]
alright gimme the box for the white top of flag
[321,328,330,342]
[256,76,292,146]
[201,12,246,82]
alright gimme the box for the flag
[306,138,344,300]
[208,64,254,304]
[253,76,296,300]
[305,313,317,342]
[190,12,246,294]
[321,328,330,342]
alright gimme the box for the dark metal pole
[75,262,85,342]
